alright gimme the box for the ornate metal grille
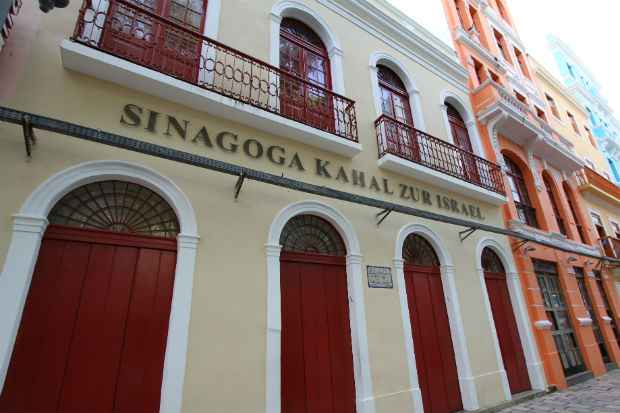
[482,247,505,273]
[280,215,346,256]
[403,234,439,266]
[574,268,610,363]
[593,271,620,344]
[533,260,586,377]
[48,181,180,238]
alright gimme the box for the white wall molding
[475,238,547,392]
[203,0,222,39]
[0,161,200,413]
[393,258,424,413]
[439,89,485,158]
[476,267,512,402]
[265,200,374,413]
[369,51,426,133]
[315,0,470,93]
[394,224,479,411]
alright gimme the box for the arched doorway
[403,234,462,413]
[482,247,531,394]
[279,214,355,413]
[279,18,334,132]
[0,181,180,413]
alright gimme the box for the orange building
[442,0,620,390]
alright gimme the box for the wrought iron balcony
[71,0,358,142]
[375,115,505,195]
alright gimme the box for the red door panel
[485,273,531,394]
[404,265,462,413]
[281,252,355,413]
[0,226,177,413]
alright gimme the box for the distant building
[549,35,620,183]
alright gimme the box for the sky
[387,0,620,116]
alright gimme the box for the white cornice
[315,0,470,92]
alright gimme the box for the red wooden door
[280,251,356,413]
[101,0,206,83]
[0,225,177,413]
[484,271,531,394]
[404,264,462,413]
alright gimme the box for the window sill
[60,40,363,158]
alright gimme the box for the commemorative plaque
[367,266,393,289]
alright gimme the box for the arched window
[279,18,333,131]
[447,103,473,153]
[279,214,346,256]
[482,248,505,274]
[378,65,413,126]
[503,155,538,228]
[48,181,180,238]
[543,174,567,236]
[562,181,584,242]
[101,0,208,82]
[403,234,440,266]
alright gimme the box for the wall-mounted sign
[367,266,393,289]
[119,104,487,220]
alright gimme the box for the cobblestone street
[499,370,620,413]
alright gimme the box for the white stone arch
[0,160,199,413]
[270,0,346,95]
[265,200,374,413]
[393,223,479,412]
[440,89,484,157]
[475,238,547,396]
[369,51,427,132]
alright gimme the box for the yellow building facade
[3,1,612,412]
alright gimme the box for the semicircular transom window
[482,247,505,273]
[403,234,439,266]
[280,214,346,256]
[48,181,180,238]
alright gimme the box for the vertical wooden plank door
[404,265,462,413]
[280,252,356,413]
[0,226,177,413]
[484,271,531,394]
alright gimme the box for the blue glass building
[549,35,620,183]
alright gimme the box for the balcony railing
[375,115,505,195]
[71,0,358,142]
[514,201,538,228]
[600,236,620,259]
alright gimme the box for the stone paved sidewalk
[498,369,620,413]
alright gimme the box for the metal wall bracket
[21,115,36,158]
[512,239,529,251]
[459,227,477,242]
[376,208,392,226]
[234,172,245,200]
